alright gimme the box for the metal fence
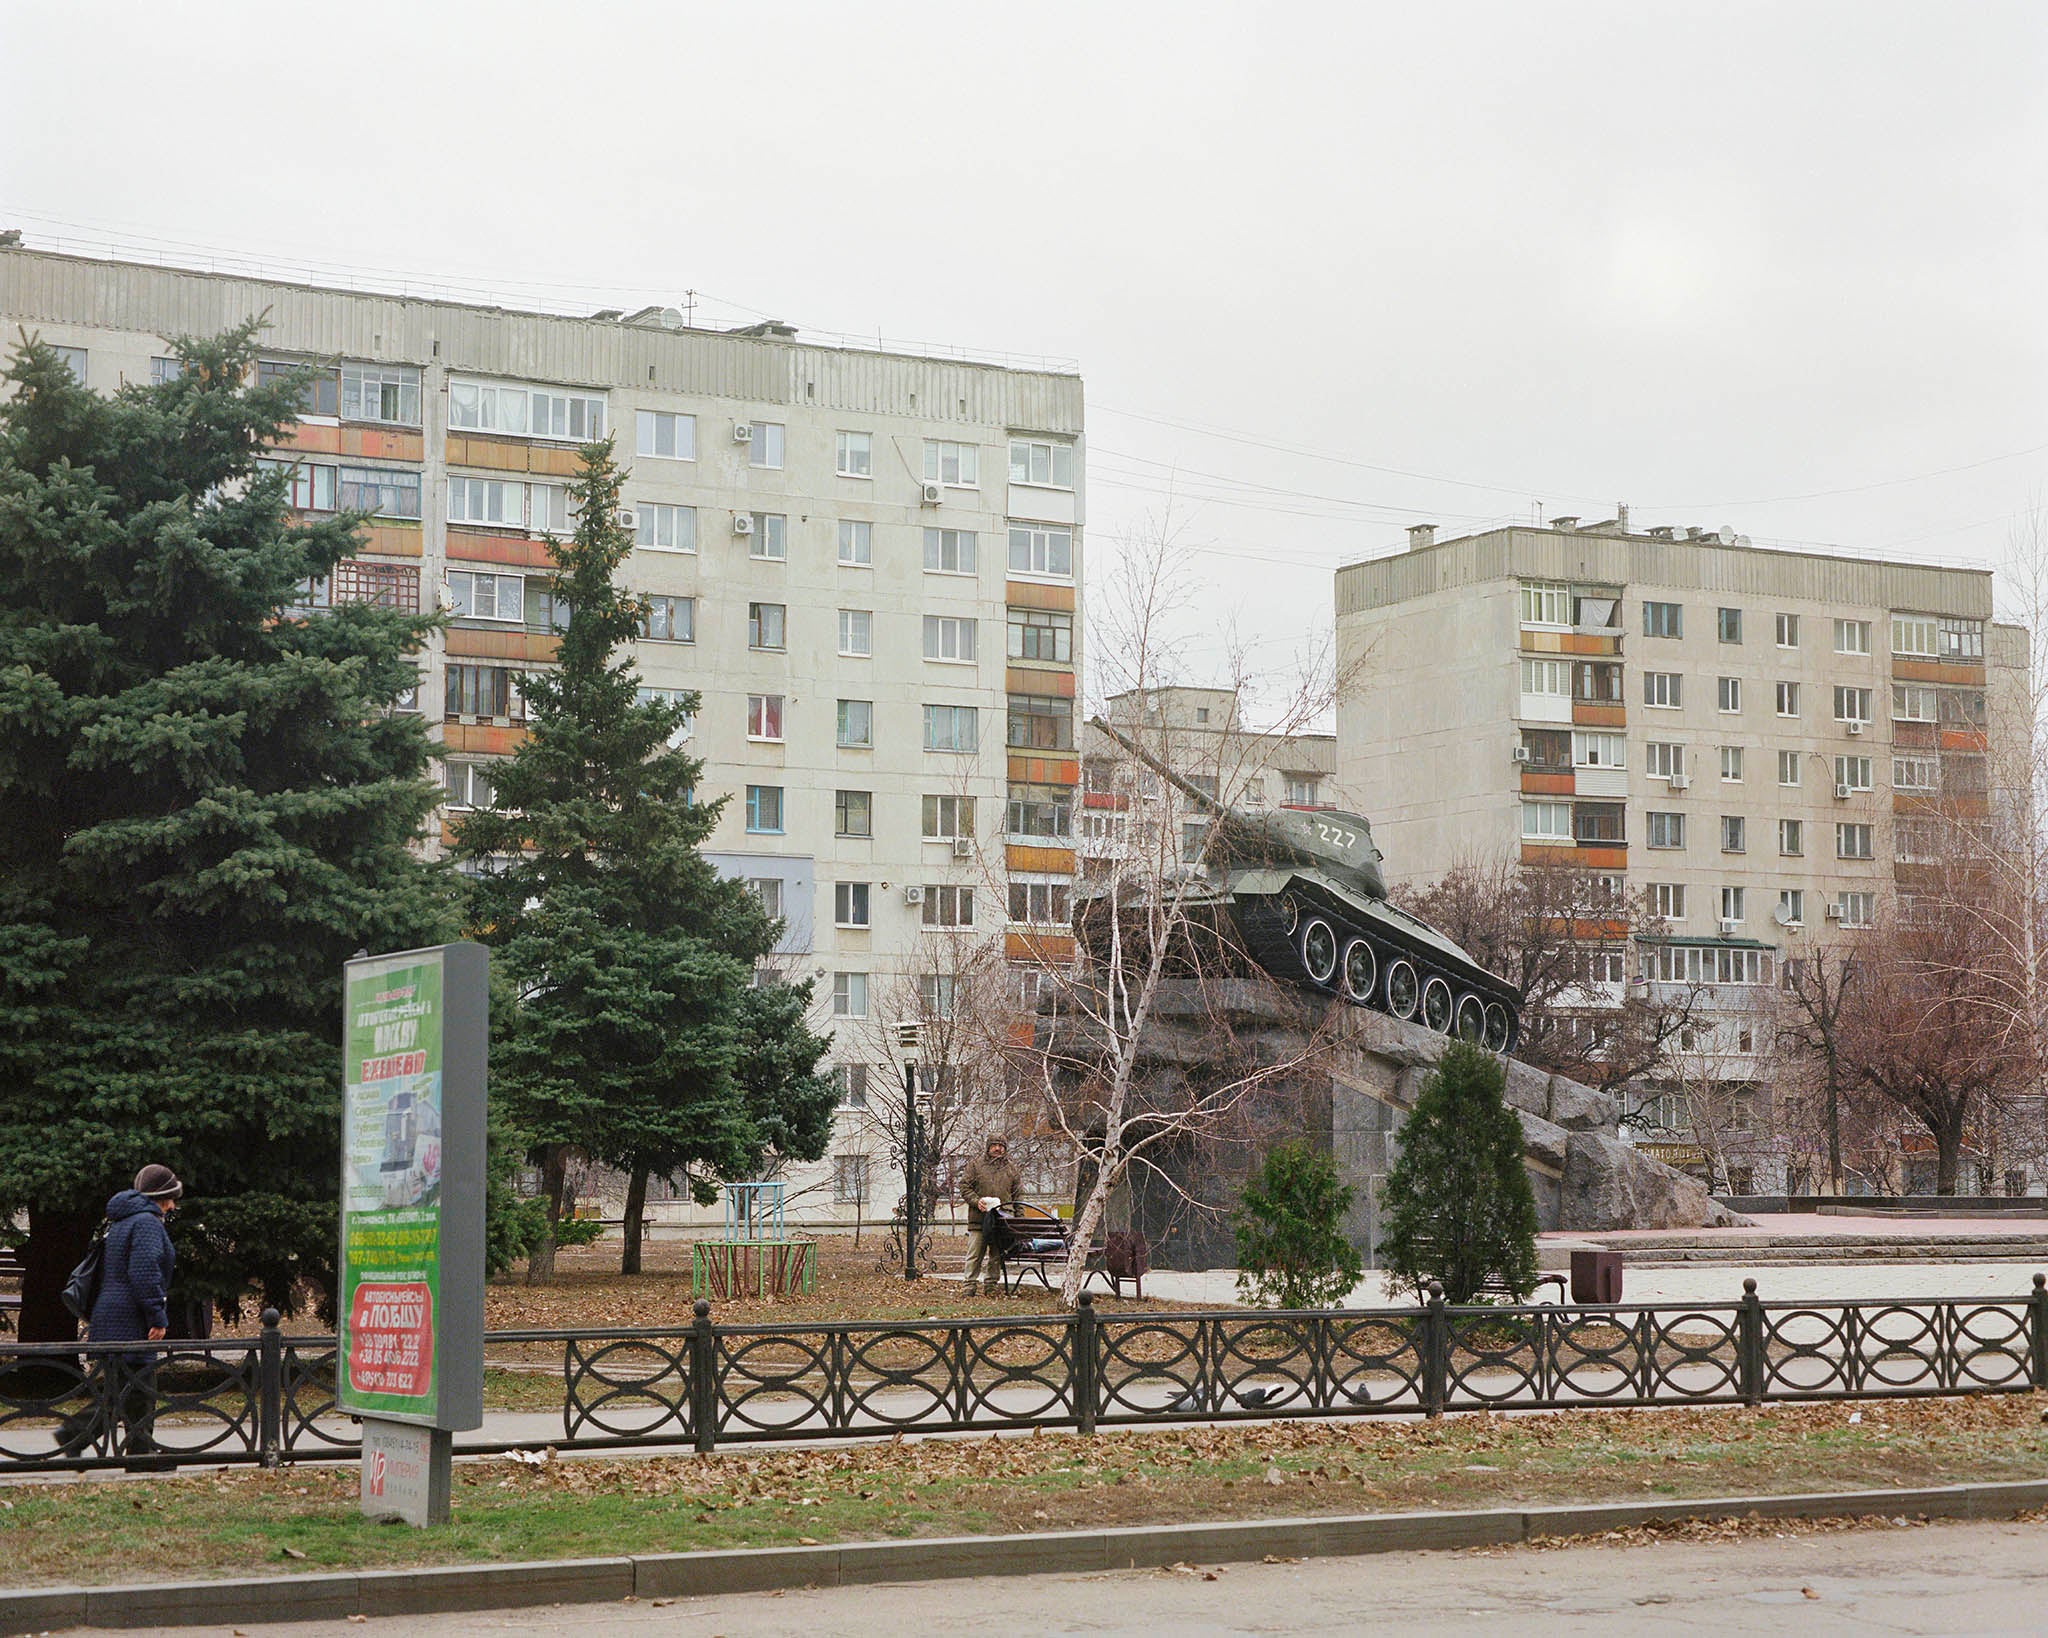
[3,1276,2044,1473]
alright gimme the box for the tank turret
[1087,718,1520,1052]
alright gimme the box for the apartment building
[1334,515,2024,1183]
[0,245,1085,1223]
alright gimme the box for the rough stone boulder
[1563,1131,1752,1231]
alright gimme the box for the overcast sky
[3,1,2043,711]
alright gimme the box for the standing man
[88,1164,182,1463]
[959,1137,1022,1298]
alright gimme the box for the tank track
[1233,881,1520,1054]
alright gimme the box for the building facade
[0,245,1085,1224]
[1334,515,2025,1190]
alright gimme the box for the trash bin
[1569,1249,1623,1304]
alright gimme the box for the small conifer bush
[1233,1140,1364,1309]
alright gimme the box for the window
[923,528,978,574]
[1895,818,1939,863]
[921,795,975,839]
[921,884,974,928]
[1835,892,1874,928]
[1644,741,1684,779]
[1009,438,1075,487]
[1008,523,1074,577]
[1833,755,1873,791]
[1891,683,1936,722]
[1779,818,1804,856]
[830,881,871,929]
[333,560,421,612]
[1718,607,1743,643]
[746,695,785,741]
[749,513,787,560]
[1720,886,1745,924]
[821,428,872,478]
[1283,775,1322,807]
[748,602,786,650]
[1837,822,1873,860]
[1939,617,1984,660]
[1775,612,1799,647]
[1644,671,1682,708]
[333,363,420,427]
[834,1063,869,1107]
[1779,889,1805,926]
[1521,801,1571,841]
[1834,687,1872,722]
[919,973,958,1019]
[1893,755,1938,792]
[838,608,873,656]
[1775,681,1800,717]
[834,789,873,838]
[449,377,605,441]
[833,1154,870,1203]
[447,570,524,624]
[1009,878,1071,925]
[1007,694,1073,750]
[1770,753,1798,791]
[923,704,980,752]
[838,520,872,565]
[1834,618,1872,654]
[1652,883,1687,920]
[1720,815,1746,853]
[1573,731,1625,768]
[1522,729,1571,771]
[258,357,335,415]
[331,465,420,518]
[258,457,338,512]
[1938,688,1987,727]
[1717,677,1741,713]
[746,876,784,920]
[1519,657,1570,697]
[441,761,497,810]
[1647,812,1686,849]
[634,686,694,742]
[1574,802,1624,843]
[744,785,784,833]
[747,421,784,468]
[1007,784,1073,838]
[149,355,184,386]
[1640,944,1774,986]
[1719,746,1744,782]
[832,972,868,1017]
[923,440,978,486]
[445,664,523,721]
[1521,582,1570,626]
[1573,662,1622,703]
[451,476,564,532]
[635,409,695,461]
[1008,606,1073,663]
[837,699,874,749]
[1642,600,1682,638]
[923,615,977,662]
[1891,614,1938,657]
[639,595,694,642]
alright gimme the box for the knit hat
[133,1164,184,1200]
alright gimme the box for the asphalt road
[103,1514,2048,1637]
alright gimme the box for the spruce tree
[0,328,457,1335]
[1376,1040,1539,1304]
[1233,1140,1364,1309]
[453,439,832,1278]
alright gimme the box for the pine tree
[1232,1140,1363,1309]
[1376,1040,1539,1304]
[0,328,458,1336]
[453,438,832,1278]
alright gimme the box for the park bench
[0,1246,24,1332]
[986,1205,1150,1299]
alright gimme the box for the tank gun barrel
[1087,715,1230,816]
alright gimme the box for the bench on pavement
[0,1246,24,1333]
[986,1206,1150,1300]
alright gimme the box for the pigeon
[1165,1386,1207,1414]
[1234,1384,1283,1409]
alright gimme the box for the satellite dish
[1718,525,1738,545]
[1773,905,1796,927]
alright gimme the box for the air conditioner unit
[732,422,753,443]
[1846,719,1865,736]
[1824,902,1844,920]
[1512,746,1532,764]
[732,513,755,536]
[615,507,637,530]
[1668,772,1691,790]
[951,837,974,860]
[1720,918,1740,935]
[919,480,945,506]
[902,884,925,906]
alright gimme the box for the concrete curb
[7,1479,2048,1632]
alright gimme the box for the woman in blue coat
[86,1164,182,1459]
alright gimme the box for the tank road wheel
[1422,976,1454,1034]
[1278,894,1301,935]
[1483,1003,1512,1053]
[1384,959,1420,1020]
[1454,994,1486,1042]
[1301,918,1340,986]
[1341,939,1377,1003]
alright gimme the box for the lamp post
[897,1020,923,1281]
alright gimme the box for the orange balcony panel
[361,522,423,559]
[1006,844,1076,874]
[1006,930,1076,963]
[440,722,528,755]
[1009,756,1080,785]
[1939,728,1989,753]
[1521,843,1578,868]
[1082,791,1129,811]
[1572,703,1627,727]
[341,426,424,462]
[444,628,559,663]
[445,434,531,474]
[1006,666,1075,698]
[1006,580,1076,613]
[1520,630,1564,654]
[275,423,342,456]
[1577,844,1628,870]
[1892,658,1985,687]
[526,444,582,478]
[1892,720,1937,751]
[1521,771,1575,796]
[446,528,561,570]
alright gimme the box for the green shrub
[1376,1039,1539,1304]
[1232,1141,1364,1309]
